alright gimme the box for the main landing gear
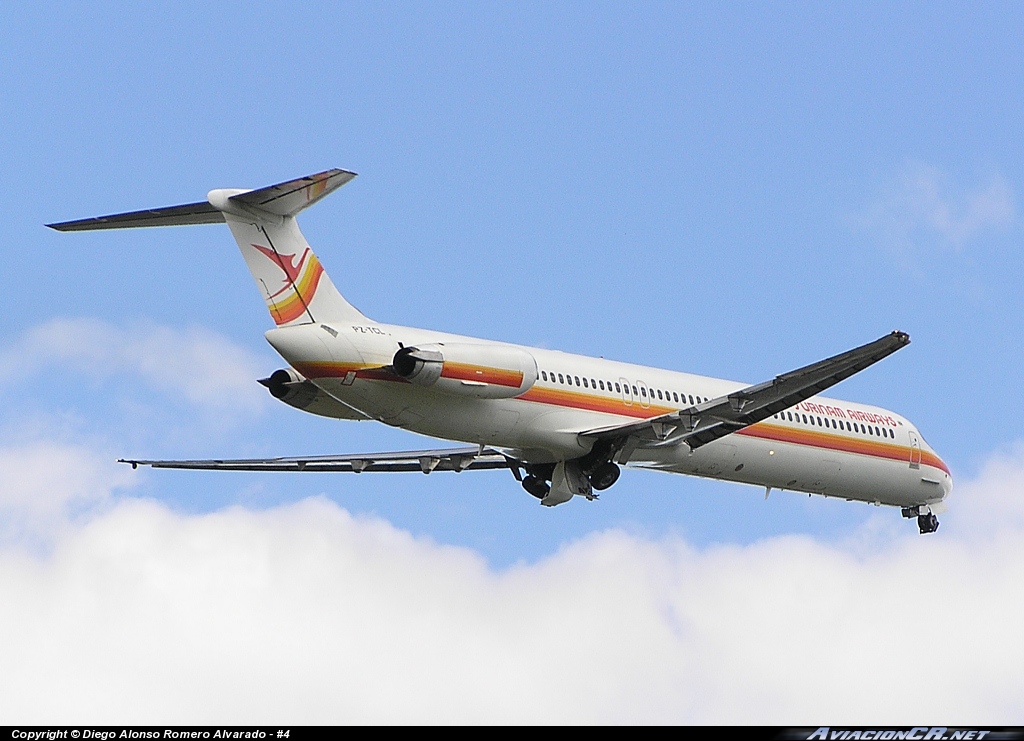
[590,461,621,491]
[522,474,550,499]
[518,460,622,500]
[902,505,939,534]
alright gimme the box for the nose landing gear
[917,512,939,534]
[902,505,939,534]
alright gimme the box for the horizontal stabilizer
[46,169,357,231]
[49,168,369,326]
[229,169,356,218]
[47,201,225,232]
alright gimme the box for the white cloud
[0,317,268,411]
[860,164,1015,254]
[0,441,136,549]
[0,441,133,521]
[0,443,1023,723]
[943,442,1024,537]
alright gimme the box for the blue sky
[2,2,1023,722]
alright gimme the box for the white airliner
[50,169,951,533]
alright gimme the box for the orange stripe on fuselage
[737,423,950,475]
[287,365,949,477]
[516,388,949,475]
[517,386,673,418]
[441,362,524,388]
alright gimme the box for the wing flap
[120,446,512,474]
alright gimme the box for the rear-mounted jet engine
[392,343,538,399]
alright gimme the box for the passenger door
[908,430,922,469]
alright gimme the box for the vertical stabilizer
[209,169,369,326]
[220,212,366,326]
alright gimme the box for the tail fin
[48,169,369,326]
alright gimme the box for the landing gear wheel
[522,475,550,499]
[590,462,621,491]
[917,512,939,534]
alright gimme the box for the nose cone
[265,325,332,366]
[941,464,954,500]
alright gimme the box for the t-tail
[47,169,368,326]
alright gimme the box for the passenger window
[573,376,579,386]
[558,374,564,384]
[632,386,638,396]
[599,380,605,391]
[582,378,588,388]
[688,395,694,404]
[673,392,679,402]
[786,412,792,421]
[541,371,547,381]
[656,390,662,400]
[802,414,808,424]
[615,383,621,393]
[641,387,647,397]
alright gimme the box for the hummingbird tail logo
[252,243,325,325]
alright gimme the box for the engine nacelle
[259,368,367,420]
[392,343,537,399]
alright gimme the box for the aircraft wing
[120,446,514,474]
[579,330,910,460]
